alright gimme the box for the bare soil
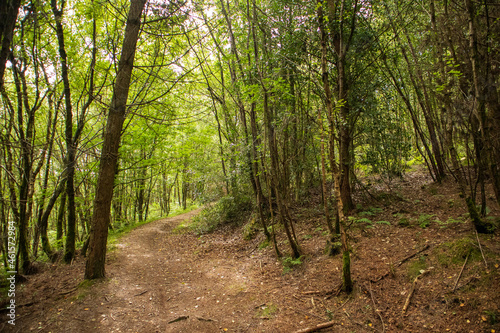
[2,170,500,332]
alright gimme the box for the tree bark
[319,1,352,292]
[85,0,146,279]
[0,0,21,88]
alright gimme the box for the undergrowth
[182,194,252,235]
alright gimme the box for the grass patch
[256,303,278,319]
[435,236,483,267]
[78,279,96,289]
[73,279,97,301]
[407,255,428,280]
[258,239,270,250]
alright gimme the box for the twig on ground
[59,288,77,296]
[340,296,352,308]
[454,276,479,291]
[368,281,385,333]
[291,307,324,320]
[343,310,367,328]
[396,245,430,267]
[475,229,488,268]
[325,282,343,299]
[371,245,430,283]
[134,290,148,296]
[402,267,433,314]
[452,253,469,292]
[168,315,189,324]
[291,320,336,333]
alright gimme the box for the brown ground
[2,169,500,333]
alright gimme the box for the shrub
[190,194,253,234]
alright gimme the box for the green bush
[190,194,253,234]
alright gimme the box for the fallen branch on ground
[402,267,433,314]
[396,245,430,267]
[302,282,343,299]
[367,281,385,333]
[168,315,189,324]
[371,244,430,283]
[59,287,78,296]
[475,229,488,268]
[452,253,469,292]
[325,282,343,299]
[291,321,336,333]
[134,290,148,296]
[291,307,324,320]
[454,276,479,291]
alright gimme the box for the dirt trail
[97,208,262,332]
[7,209,297,333]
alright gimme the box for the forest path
[9,209,297,333]
[97,208,262,333]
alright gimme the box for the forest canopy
[0,0,499,280]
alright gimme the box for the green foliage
[349,215,372,224]
[356,94,414,178]
[242,218,259,240]
[189,195,252,235]
[397,217,410,227]
[314,226,324,233]
[359,206,383,217]
[258,239,270,250]
[256,303,278,319]
[357,217,374,225]
[436,237,483,267]
[483,310,498,325]
[282,255,303,273]
[434,216,465,229]
[376,221,391,225]
[407,256,428,280]
[418,213,434,228]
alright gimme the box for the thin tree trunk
[56,189,66,241]
[319,1,352,291]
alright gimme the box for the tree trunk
[319,1,352,291]
[56,189,66,241]
[0,0,21,88]
[85,0,146,279]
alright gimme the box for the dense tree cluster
[0,0,498,286]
